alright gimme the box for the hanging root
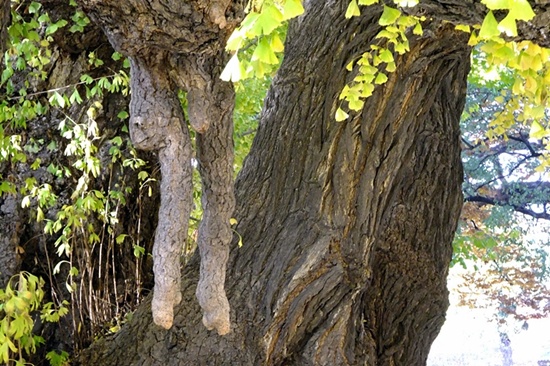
[193,82,236,335]
[129,56,193,329]
[196,219,232,335]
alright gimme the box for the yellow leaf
[530,120,546,139]
[282,0,305,21]
[455,24,470,33]
[478,11,500,40]
[345,0,361,18]
[270,34,284,52]
[335,108,349,122]
[498,14,517,37]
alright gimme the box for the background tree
[453,52,550,365]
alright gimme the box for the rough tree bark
[3,0,546,364]
[78,0,472,364]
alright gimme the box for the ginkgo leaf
[379,49,394,63]
[220,54,242,82]
[348,98,364,111]
[358,0,378,5]
[529,120,546,139]
[478,10,500,40]
[413,22,423,35]
[498,13,517,37]
[252,37,279,64]
[455,24,470,33]
[226,29,245,51]
[335,108,349,122]
[481,0,508,10]
[374,72,388,84]
[270,34,285,52]
[508,0,535,21]
[257,5,283,35]
[345,0,361,18]
[282,0,305,20]
[379,5,401,26]
[239,12,261,37]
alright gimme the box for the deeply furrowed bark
[71,0,550,365]
[78,1,471,364]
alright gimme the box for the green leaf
[117,110,129,120]
[530,120,546,139]
[28,2,42,14]
[358,0,378,4]
[251,37,279,64]
[498,13,517,37]
[413,22,423,35]
[481,0,509,10]
[379,49,394,63]
[374,72,388,84]
[257,5,283,35]
[116,234,127,244]
[345,0,361,18]
[282,0,305,20]
[509,0,535,21]
[335,108,349,122]
[379,6,401,26]
[478,10,500,40]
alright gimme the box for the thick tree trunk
[78,0,469,365]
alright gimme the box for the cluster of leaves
[1,0,158,359]
[457,0,550,170]
[0,272,69,366]
[453,36,550,326]
[220,0,304,82]
[337,3,423,121]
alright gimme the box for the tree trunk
[78,0,469,365]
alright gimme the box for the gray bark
[129,54,193,329]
